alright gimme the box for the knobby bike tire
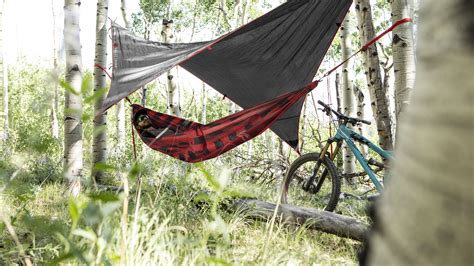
[281,153,341,212]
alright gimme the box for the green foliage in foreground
[0,157,362,265]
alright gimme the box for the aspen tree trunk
[201,83,207,124]
[115,100,126,154]
[390,0,416,129]
[335,73,342,113]
[141,87,147,106]
[298,97,308,152]
[340,14,356,181]
[354,85,368,157]
[277,138,288,175]
[92,0,109,185]
[366,1,474,264]
[232,0,241,29]
[162,20,180,116]
[241,0,253,159]
[120,0,130,28]
[228,3,240,116]
[189,0,199,42]
[51,0,59,139]
[355,0,393,151]
[240,0,249,25]
[115,0,129,154]
[64,0,83,196]
[0,0,7,144]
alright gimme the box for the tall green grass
[0,160,362,265]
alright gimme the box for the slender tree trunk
[355,0,394,151]
[0,0,7,144]
[141,86,147,106]
[189,0,199,42]
[51,0,59,139]
[365,1,473,264]
[232,0,242,29]
[162,20,180,116]
[277,138,288,173]
[298,97,308,152]
[120,0,130,28]
[115,0,129,154]
[201,82,207,124]
[227,0,237,120]
[353,85,368,157]
[92,0,109,185]
[240,0,249,25]
[340,15,357,180]
[64,0,83,196]
[390,0,416,130]
[335,73,342,113]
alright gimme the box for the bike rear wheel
[281,153,341,212]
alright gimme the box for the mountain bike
[280,100,393,211]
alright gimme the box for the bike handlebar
[317,100,371,125]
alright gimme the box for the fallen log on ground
[229,198,369,242]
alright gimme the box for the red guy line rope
[318,17,412,82]
[94,63,112,79]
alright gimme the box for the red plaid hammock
[132,82,317,163]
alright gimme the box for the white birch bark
[298,97,308,152]
[116,0,129,154]
[115,97,126,154]
[355,0,394,151]
[92,0,109,184]
[390,0,416,129]
[201,82,207,124]
[367,0,473,264]
[51,0,59,139]
[353,85,368,157]
[335,73,342,113]
[162,20,180,116]
[340,14,356,179]
[64,0,83,196]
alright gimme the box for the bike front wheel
[281,153,341,212]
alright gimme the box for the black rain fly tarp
[103,0,352,148]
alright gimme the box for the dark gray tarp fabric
[104,0,352,148]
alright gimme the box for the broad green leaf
[81,74,93,95]
[81,113,92,123]
[72,228,97,241]
[64,107,82,117]
[93,162,116,171]
[60,79,79,96]
[193,192,211,203]
[197,164,221,191]
[222,190,255,199]
[47,252,74,266]
[206,256,231,266]
[84,87,108,104]
[82,202,102,226]
[129,162,141,181]
[92,125,107,138]
[89,191,120,202]
[100,201,122,217]
[69,198,80,224]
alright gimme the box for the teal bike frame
[333,125,393,192]
[309,100,393,194]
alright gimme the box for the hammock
[132,82,317,163]
[104,0,353,148]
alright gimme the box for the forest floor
[0,155,372,265]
